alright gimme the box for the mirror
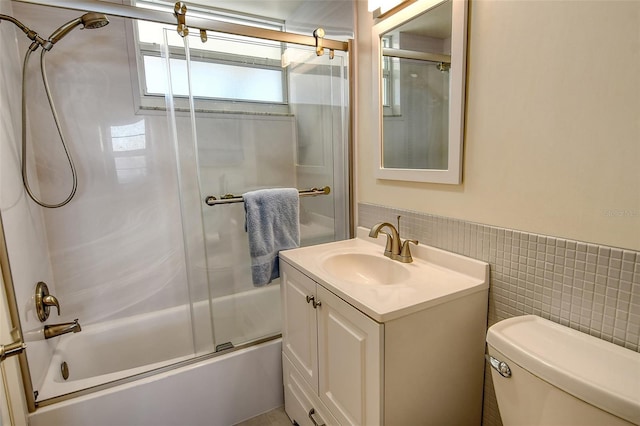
[372,0,467,184]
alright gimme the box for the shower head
[44,12,109,50]
[81,12,110,30]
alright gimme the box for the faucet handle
[35,282,61,322]
[399,239,419,263]
[42,295,61,315]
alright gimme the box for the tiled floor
[235,406,292,426]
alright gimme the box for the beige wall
[356,0,640,251]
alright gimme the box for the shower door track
[14,0,350,52]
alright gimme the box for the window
[133,1,288,112]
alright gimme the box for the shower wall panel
[11,3,192,329]
[0,0,57,391]
[195,113,297,300]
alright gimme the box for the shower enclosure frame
[2,0,355,414]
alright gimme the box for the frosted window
[136,14,285,105]
[144,56,283,103]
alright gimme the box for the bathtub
[29,285,284,426]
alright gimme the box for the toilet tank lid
[487,315,640,425]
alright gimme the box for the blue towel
[244,188,300,286]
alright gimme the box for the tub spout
[44,319,81,339]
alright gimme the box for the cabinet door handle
[308,408,326,426]
[306,295,321,309]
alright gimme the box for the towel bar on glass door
[205,186,331,206]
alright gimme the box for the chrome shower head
[45,12,109,50]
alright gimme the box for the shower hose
[21,47,78,209]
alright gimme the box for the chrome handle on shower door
[0,340,26,363]
[0,328,26,363]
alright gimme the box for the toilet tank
[487,315,640,426]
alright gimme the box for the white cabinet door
[281,261,318,391]
[316,286,383,426]
[283,353,339,426]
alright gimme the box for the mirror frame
[372,0,468,184]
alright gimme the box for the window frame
[129,1,291,115]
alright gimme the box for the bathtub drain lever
[61,361,70,380]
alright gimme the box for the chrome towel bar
[205,186,330,206]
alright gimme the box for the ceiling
[387,0,451,39]
[160,0,355,36]
[192,1,303,20]
[163,0,325,21]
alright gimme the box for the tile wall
[358,203,640,426]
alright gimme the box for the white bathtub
[29,285,284,426]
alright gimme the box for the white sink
[321,252,410,285]
[280,227,490,322]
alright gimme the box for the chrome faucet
[369,216,418,263]
[44,319,81,339]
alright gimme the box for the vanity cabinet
[280,241,489,426]
[281,261,382,426]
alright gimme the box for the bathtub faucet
[44,319,81,339]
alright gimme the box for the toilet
[486,315,640,426]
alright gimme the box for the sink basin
[321,253,410,285]
[280,228,490,321]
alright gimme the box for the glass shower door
[1,8,205,403]
[168,30,349,351]
[1,3,350,406]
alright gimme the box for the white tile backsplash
[358,202,640,426]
